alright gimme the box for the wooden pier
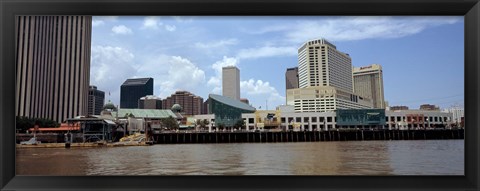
[151,129,464,144]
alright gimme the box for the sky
[90,16,464,110]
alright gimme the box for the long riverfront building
[15,16,92,123]
[193,109,452,132]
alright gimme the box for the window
[281,117,286,123]
[327,117,332,122]
[248,118,254,123]
[296,117,302,122]
[312,117,317,122]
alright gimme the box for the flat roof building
[222,66,240,100]
[286,86,373,112]
[88,86,105,115]
[138,95,162,109]
[298,38,353,93]
[285,67,299,92]
[353,64,385,109]
[162,91,203,116]
[120,78,153,109]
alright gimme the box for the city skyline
[90,16,464,110]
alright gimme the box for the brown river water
[16,140,464,175]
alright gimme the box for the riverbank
[16,129,464,147]
[151,129,464,144]
[16,141,152,148]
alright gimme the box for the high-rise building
[222,66,240,100]
[289,38,373,112]
[298,38,353,92]
[353,64,385,109]
[88,86,105,115]
[162,91,204,116]
[15,16,92,123]
[285,67,299,91]
[138,95,162,109]
[120,78,153,109]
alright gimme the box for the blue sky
[90,16,464,110]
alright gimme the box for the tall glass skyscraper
[120,78,153,109]
[15,16,92,123]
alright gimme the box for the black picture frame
[1,0,478,190]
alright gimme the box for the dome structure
[171,104,182,113]
[103,101,117,111]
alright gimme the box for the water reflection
[16,140,464,175]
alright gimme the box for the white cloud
[92,20,105,27]
[195,39,238,49]
[142,16,162,30]
[237,46,297,59]
[92,16,118,27]
[240,79,285,109]
[250,16,461,43]
[111,25,133,35]
[138,55,206,98]
[90,45,137,105]
[207,56,239,95]
[172,16,194,23]
[165,25,177,32]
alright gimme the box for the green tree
[162,116,179,130]
[234,119,245,129]
[124,113,135,118]
[15,116,59,133]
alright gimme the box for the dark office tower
[15,16,92,123]
[120,78,154,109]
[285,67,299,90]
[88,86,105,115]
[162,91,204,116]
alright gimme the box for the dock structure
[151,129,464,144]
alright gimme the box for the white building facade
[298,38,353,92]
[443,107,464,125]
[194,109,452,132]
[286,86,373,112]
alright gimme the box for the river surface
[16,140,464,175]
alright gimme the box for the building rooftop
[140,95,161,100]
[112,109,177,119]
[209,94,256,111]
[121,78,153,86]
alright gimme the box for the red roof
[28,123,80,132]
